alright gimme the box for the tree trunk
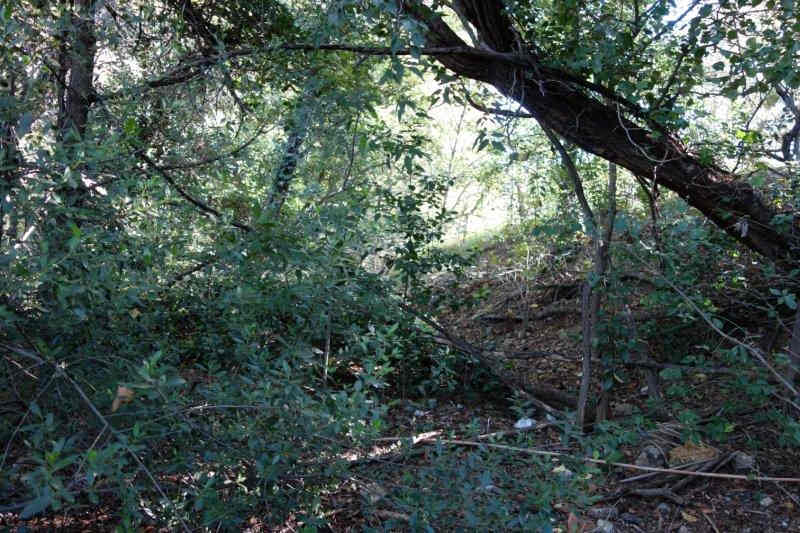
[540,124,614,431]
[53,0,96,217]
[1,74,20,249]
[60,0,96,141]
[787,304,800,391]
[596,161,617,423]
[267,124,307,214]
[267,94,315,215]
[401,0,797,267]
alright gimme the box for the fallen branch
[377,435,800,483]
[0,343,192,531]
[629,487,685,505]
[703,510,722,533]
[403,304,575,414]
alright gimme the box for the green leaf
[17,112,34,137]
[166,376,187,387]
[123,117,138,137]
[660,367,683,380]
[21,493,52,519]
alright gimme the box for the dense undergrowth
[2,0,799,530]
[2,192,798,530]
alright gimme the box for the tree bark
[59,0,96,141]
[266,88,317,215]
[596,161,618,423]
[400,0,797,267]
[787,302,800,390]
[1,74,20,248]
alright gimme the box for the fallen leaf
[681,511,698,523]
[111,386,135,413]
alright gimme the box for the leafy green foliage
[1,0,799,529]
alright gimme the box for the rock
[620,512,642,525]
[635,444,665,468]
[514,417,535,430]
[732,451,756,472]
[594,519,615,533]
[413,409,427,417]
[759,495,774,507]
[657,502,671,516]
[587,507,618,520]
[677,526,690,533]
[639,385,649,397]
[552,464,574,480]
[360,482,387,504]
[612,403,634,417]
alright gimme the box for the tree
[391,0,796,267]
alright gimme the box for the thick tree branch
[398,0,797,267]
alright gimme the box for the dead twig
[629,487,685,505]
[376,435,800,483]
[702,510,722,533]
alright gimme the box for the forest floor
[319,242,800,532]
[4,244,800,532]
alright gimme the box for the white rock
[588,507,618,519]
[360,482,387,504]
[552,464,574,480]
[732,451,755,472]
[514,417,535,430]
[759,495,774,507]
[595,519,615,533]
[612,403,634,417]
[635,445,665,468]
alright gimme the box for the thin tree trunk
[596,161,617,423]
[787,304,800,390]
[267,125,307,214]
[539,124,600,431]
[267,86,317,215]
[0,74,20,249]
[623,304,662,403]
[578,280,598,429]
